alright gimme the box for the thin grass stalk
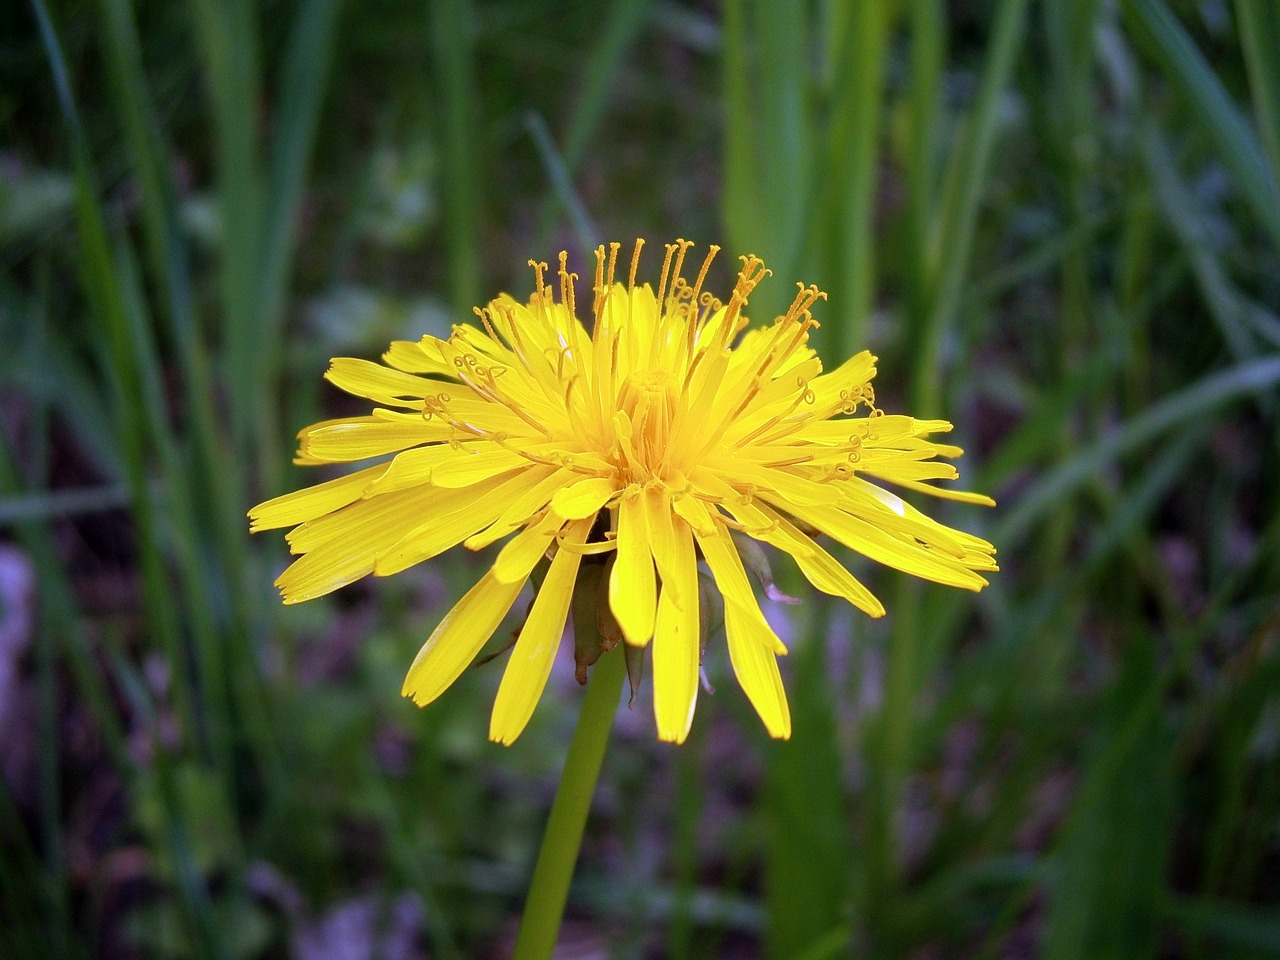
[32,3,259,913]
[95,0,254,783]
[764,599,852,959]
[254,0,344,493]
[753,0,811,289]
[866,2,1027,942]
[189,0,265,459]
[101,0,296,811]
[234,0,348,811]
[721,0,815,324]
[1235,0,1280,185]
[1141,125,1278,361]
[1115,188,1157,414]
[526,112,601,255]
[0,780,79,960]
[911,0,1028,417]
[429,0,482,316]
[561,0,652,171]
[721,0,762,272]
[29,0,204,759]
[1121,0,1280,249]
[903,0,944,328]
[111,235,245,793]
[821,0,892,358]
[1040,0,1103,706]
[998,353,1280,549]
[668,724,704,960]
[107,646,237,960]
[12,281,75,959]
[95,0,249,613]
[534,0,651,247]
[1042,0,1101,364]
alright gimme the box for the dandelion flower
[250,241,996,745]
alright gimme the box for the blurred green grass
[2,1,1280,957]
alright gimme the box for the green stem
[512,645,625,960]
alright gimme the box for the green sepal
[731,530,800,604]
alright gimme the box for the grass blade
[429,0,482,315]
[1122,0,1280,248]
[912,0,1029,415]
[997,354,1280,548]
[1235,0,1280,184]
[255,0,344,486]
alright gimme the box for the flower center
[615,368,679,482]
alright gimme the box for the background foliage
[3,0,1280,957]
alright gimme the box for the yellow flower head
[250,240,996,745]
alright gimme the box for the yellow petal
[372,472,522,576]
[300,413,450,461]
[609,491,656,646]
[550,475,616,520]
[363,445,459,495]
[720,498,885,617]
[643,487,685,607]
[248,463,386,532]
[702,457,843,506]
[426,395,555,438]
[834,478,983,560]
[671,492,716,536]
[693,521,786,654]
[430,448,531,488]
[488,519,591,745]
[723,601,791,739]
[464,467,571,550]
[383,338,455,376]
[277,482,466,602]
[858,473,997,506]
[325,358,437,406]
[402,572,526,706]
[651,515,699,743]
[774,497,990,591]
[808,349,877,411]
[798,413,923,444]
[493,512,565,583]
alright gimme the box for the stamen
[592,245,606,315]
[473,306,501,346]
[656,242,677,309]
[781,283,827,326]
[668,238,694,307]
[734,414,785,448]
[558,251,578,320]
[762,454,814,468]
[720,255,771,347]
[697,291,722,328]
[628,238,644,291]
[690,245,720,309]
[607,241,620,288]
[528,260,548,302]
